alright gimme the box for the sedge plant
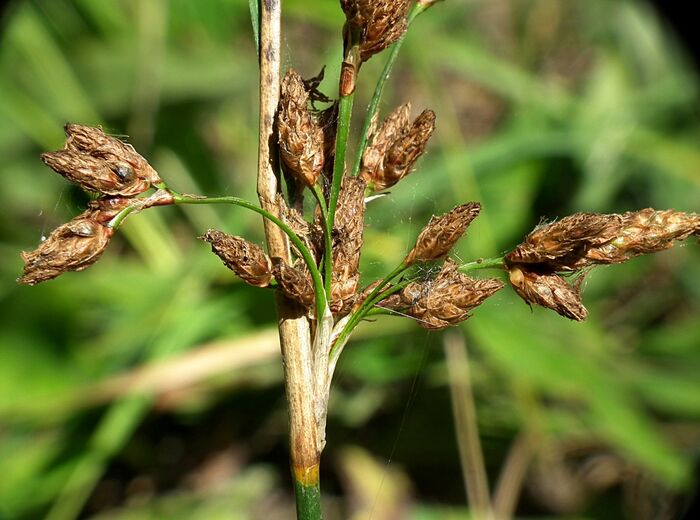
[17,0,700,518]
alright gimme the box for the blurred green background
[1,0,700,518]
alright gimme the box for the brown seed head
[278,69,325,187]
[361,103,411,184]
[18,210,115,285]
[271,257,315,308]
[340,0,412,62]
[200,230,272,287]
[330,177,367,314]
[584,208,700,264]
[405,202,481,265]
[505,212,623,266]
[402,260,503,330]
[42,124,161,196]
[361,105,437,191]
[508,265,588,321]
[381,109,436,190]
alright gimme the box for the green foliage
[1,0,699,518]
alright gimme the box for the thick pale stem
[257,1,321,518]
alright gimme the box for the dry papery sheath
[361,104,436,191]
[278,69,325,188]
[17,199,130,285]
[330,177,366,314]
[42,124,161,196]
[387,260,503,330]
[340,0,411,62]
[200,230,272,288]
[405,202,481,265]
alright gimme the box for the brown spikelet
[340,0,412,62]
[401,260,503,330]
[18,211,115,285]
[42,124,161,196]
[278,69,325,187]
[506,213,623,266]
[507,265,588,321]
[381,109,435,189]
[405,202,481,265]
[271,257,315,308]
[362,105,437,191]
[200,230,272,287]
[276,194,323,263]
[330,177,366,314]
[361,103,411,184]
[506,208,700,271]
[584,208,700,265]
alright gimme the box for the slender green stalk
[312,183,333,300]
[294,468,322,520]
[351,2,428,178]
[327,87,355,238]
[170,191,327,319]
[459,257,505,272]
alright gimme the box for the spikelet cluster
[505,209,700,320]
[19,125,165,285]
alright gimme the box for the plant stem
[459,256,505,272]
[256,2,322,519]
[351,2,428,177]
[294,467,322,520]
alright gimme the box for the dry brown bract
[405,202,481,265]
[340,0,411,62]
[361,104,436,191]
[18,210,116,285]
[278,70,325,187]
[42,124,161,196]
[390,260,503,330]
[200,230,272,288]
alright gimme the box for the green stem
[351,2,427,178]
[312,184,333,301]
[170,191,327,319]
[458,256,505,272]
[294,472,322,520]
[327,88,355,240]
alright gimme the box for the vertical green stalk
[327,83,356,234]
[293,467,322,520]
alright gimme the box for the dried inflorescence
[360,104,436,191]
[271,257,315,307]
[42,124,161,196]
[200,230,273,287]
[340,0,412,62]
[508,266,588,322]
[505,208,700,320]
[278,69,325,188]
[17,201,129,285]
[330,177,366,314]
[19,125,167,285]
[383,260,503,329]
[406,202,481,265]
